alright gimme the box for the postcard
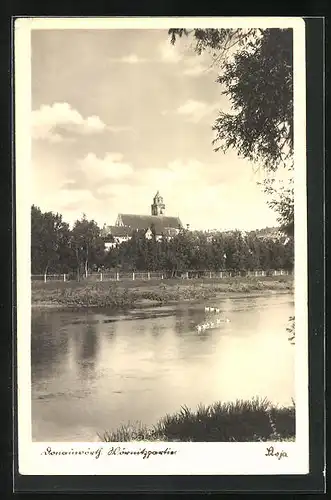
[15,16,309,476]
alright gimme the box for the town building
[102,192,183,249]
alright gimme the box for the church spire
[151,191,165,216]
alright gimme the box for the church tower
[151,191,165,216]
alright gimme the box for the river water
[31,292,295,442]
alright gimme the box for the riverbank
[100,397,295,442]
[32,275,293,310]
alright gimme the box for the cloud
[121,54,147,64]
[78,152,134,184]
[32,102,108,143]
[108,54,148,64]
[108,125,134,134]
[146,159,205,185]
[32,102,133,142]
[164,99,219,124]
[61,152,135,198]
[182,55,213,77]
[158,38,214,76]
[33,150,278,231]
[58,188,95,206]
[183,62,210,76]
[141,159,229,206]
[158,41,182,63]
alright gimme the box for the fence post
[132,272,135,281]
[161,274,164,280]
[100,272,103,282]
[63,274,66,282]
[147,272,150,280]
[116,272,119,281]
[44,273,47,283]
[209,271,212,279]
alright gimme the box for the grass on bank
[100,397,295,443]
[32,275,293,310]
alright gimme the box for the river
[31,292,295,441]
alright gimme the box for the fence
[31,274,67,282]
[32,269,292,283]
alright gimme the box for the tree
[211,233,226,270]
[31,205,70,275]
[71,215,105,280]
[246,232,261,270]
[31,208,294,278]
[262,178,294,237]
[213,29,293,172]
[169,28,294,234]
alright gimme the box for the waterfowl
[215,308,220,313]
[205,306,210,312]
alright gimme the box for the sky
[31,28,282,231]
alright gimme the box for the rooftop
[117,213,182,233]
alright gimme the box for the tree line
[31,205,294,279]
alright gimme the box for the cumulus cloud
[177,99,219,122]
[32,102,108,143]
[183,63,210,76]
[158,41,182,63]
[61,152,135,198]
[32,103,133,144]
[108,54,148,64]
[182,56,212,77]
[34,152,277,230]
[77,152,134,185]
[158,37,214,76]
[163,99,219,124]
[146,159,205,185]
[57,188,95,206]
[108,125,134,133]
[121,54,147,64]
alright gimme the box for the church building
[102,192,183,249]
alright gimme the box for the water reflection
[31,293,295,441]
[76,323,99,378]
[31,312,69,381]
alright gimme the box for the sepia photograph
[15,17,309,476]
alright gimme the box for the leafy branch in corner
[168,28,294,234]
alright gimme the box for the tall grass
[100,397,295,442]
[32,276,294,310]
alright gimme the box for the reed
[100,397,295,442]
[32,276,293,310]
